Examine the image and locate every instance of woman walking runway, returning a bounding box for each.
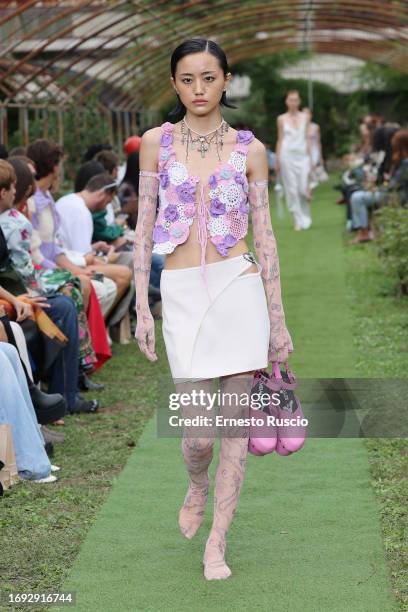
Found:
[276,90,312,230]
[133,38,293,581]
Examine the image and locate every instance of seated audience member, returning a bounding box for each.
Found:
[74,159,105,192]
[94,149,124,228]
[82,143,113,164]
[9,146,27,158]
[55,173,133,306]
[118,150,139,230]
[350,129,408,244]
[0,287,67,423]
[2,154,94,361]
[372,124,400,184]
[387,130,408,205]
[0,342,57,483]
[0,160,99,412]
[74,158,133,256]
[26,140,90,279]
[25,141,112,362]
[43,158,117,318]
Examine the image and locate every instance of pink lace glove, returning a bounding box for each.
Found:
[248,179,294,363]
[133,170,159,362]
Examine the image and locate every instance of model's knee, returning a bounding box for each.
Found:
[182,437,214,457]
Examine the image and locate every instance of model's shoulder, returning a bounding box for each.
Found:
[247,136,266,156]
[246,137,267,178]
[140,126,162,147]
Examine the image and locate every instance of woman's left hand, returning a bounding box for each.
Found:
[26,296,51,309]
[13,299,33,322]
[18,294,51,311]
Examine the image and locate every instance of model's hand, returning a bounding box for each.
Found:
[267,324,293,364]
[135,310,158,362]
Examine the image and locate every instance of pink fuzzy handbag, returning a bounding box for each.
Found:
[248,361,307,456]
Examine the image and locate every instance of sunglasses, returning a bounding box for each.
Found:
[103,181,118,189]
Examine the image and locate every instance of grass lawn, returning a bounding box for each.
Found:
[343,222,408,608]
[0,175,406,610]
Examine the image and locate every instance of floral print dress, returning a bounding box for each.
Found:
[0,207,96,368]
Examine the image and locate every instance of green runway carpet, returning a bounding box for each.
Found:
[57,180,397,611]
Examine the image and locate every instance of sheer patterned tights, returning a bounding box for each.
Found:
[176,373,253,580]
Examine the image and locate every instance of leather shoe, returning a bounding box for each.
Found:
[44,441,54,458]
[40,425,65,444]
[78,372,105,392]
[30,385,67,425]
[68,397,99,415]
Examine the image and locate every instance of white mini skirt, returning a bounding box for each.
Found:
[160,251,270,382]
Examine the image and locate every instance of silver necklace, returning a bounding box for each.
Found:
[181,117,229,161]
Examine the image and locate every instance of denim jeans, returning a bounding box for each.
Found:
[45,294,79,410]
[150,253,165,289]
[0,343,51,480]
[350,190,385,229]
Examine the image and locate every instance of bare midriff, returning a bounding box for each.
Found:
[164,232,257,275]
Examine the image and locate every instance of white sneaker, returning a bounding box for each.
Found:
[50,464,61,472]
[32,474,58,483]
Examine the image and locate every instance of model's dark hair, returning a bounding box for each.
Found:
[168,38,238,118]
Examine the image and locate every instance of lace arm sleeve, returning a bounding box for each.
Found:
[133,170,159,318]
[248,179,294,361]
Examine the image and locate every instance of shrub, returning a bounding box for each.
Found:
[374,195,408,294]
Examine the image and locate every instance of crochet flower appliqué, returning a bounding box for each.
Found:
[168,222,189,244]
[164,204,179,222]
[159,170,169,189]
[176,179,196,203]
[209,198,226,217]
[237,130,254,145]
[153,225,170,243]
[160,132,173,147]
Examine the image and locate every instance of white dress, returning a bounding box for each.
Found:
[279,113,312,229]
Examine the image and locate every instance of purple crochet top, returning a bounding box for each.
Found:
[146,121,254,296]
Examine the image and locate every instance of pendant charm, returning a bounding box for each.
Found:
[181,117,229,162]
[243,251,256,264]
